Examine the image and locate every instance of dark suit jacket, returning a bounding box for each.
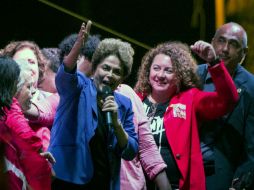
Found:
[198,64,254,189]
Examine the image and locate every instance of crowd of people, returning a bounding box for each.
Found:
[0,20,253,190]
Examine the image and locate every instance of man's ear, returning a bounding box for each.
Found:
[239,56,246,65]
[211,38,215,45]
[239,47,248,65]
[243,47,248,55]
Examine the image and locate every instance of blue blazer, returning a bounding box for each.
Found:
[48,65,138,189]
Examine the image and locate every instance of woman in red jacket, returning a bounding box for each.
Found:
[134,41,238,190]
[0,56,53,190]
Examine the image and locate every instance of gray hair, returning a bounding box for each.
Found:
[15,59,34,93]
[91,38,134,78]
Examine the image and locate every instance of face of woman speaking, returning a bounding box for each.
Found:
[149,54,178,97]
[93,55,123,93]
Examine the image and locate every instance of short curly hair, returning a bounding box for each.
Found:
[2,40,47,84]
[91,38,134,78]
[135,41,201,94]
[58,34,101,62]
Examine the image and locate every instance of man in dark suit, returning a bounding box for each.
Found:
[196,22,254,189]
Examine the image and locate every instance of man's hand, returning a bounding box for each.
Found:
[230,174,254,190]
[190,40,216,63]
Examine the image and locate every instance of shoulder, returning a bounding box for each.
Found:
[171,88,200,103]
[197,64,209,83]
[238,66,254,83]
[114,92,133,111]
[115,92,132,104]
[56,64,89,81]
[236,66,254,97]
[116,84,140,103]
[8,98,22,113]
[179,88,200,97]
[197,63,208,74]
[10,98,20,108]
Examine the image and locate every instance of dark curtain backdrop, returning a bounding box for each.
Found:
[0,0,215,86]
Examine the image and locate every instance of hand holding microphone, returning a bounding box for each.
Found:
[101,85,118,127]
[101,85,128,148]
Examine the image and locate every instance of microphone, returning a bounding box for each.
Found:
[101,85,113,127]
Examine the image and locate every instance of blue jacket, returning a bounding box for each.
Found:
[48,64,138,189]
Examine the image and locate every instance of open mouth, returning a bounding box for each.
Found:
[155,80,166,86]
[102,81,112,86]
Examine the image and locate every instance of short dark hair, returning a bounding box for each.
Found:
[0,56,20,118]
[83,35,101,61]
[41,48,60,73]
[58,34,101,62]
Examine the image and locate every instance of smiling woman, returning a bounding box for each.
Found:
[134,41,239,190]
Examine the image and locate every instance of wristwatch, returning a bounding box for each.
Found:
[209,57,221,66]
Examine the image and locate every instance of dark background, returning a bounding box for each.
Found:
[1,0,215,86]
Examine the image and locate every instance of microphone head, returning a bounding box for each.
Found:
[101,85,113,99]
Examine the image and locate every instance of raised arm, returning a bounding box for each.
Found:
[191,41,238,120]
[63,21,92,72]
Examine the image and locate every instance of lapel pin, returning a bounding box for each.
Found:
[237,88,242,94]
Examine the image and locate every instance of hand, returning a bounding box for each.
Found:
[40,151,56,164]
[101,95,119,126]
[78,20,92,45]
[231,175,254,190]
[232,162,254,190]
[190,40,216,62]
[63,20,92,71]
[101,95,128,148]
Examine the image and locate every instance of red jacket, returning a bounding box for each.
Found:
[137,62,238,190]
[1,98,51,190]
[1,125,52,190]
[4,98,42,151]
